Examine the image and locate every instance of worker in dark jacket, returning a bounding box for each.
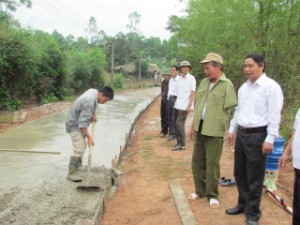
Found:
[160,73,170,137]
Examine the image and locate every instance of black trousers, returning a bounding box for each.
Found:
[293,168,300,225]
[168,96,177,136]
[174,109,187,146]
[234,129,267,221]
[160,98,169,135]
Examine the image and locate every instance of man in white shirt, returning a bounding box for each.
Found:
[279,108,300,225]
[225,54,284,225]
[173,61,196,151]
[167,66,180,141]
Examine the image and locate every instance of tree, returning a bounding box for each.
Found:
[168,0,300,105]
[0,0,31,13]
[32,31,66,101]
[85,16,98,45]
[0,3,172,109]
[126,11,141,33]
[0,27,36,109]
[86,48,107,89]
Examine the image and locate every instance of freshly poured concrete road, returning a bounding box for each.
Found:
[0,87,160,225]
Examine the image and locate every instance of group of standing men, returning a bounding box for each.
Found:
[160,60,196,151]
[160,52,299,225]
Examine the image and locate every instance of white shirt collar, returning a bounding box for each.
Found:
[172,75,179,80]
[247,73,267,87]
[181,73,190,79]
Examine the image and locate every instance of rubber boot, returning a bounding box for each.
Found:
[67,156,82,182]
[77,157,83,170]
[78,157,82,167]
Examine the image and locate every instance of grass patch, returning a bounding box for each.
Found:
[151,156,191,180]
[143,134,156,141]
[141,142,153,159]
[62,96,77,102]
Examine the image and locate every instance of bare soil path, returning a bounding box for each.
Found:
[100,96,294,225]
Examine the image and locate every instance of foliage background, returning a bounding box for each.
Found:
[168,0,300,137]
[1,0,300,139]
[0,1,172,110]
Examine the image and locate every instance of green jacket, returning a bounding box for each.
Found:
[193,73,237,137]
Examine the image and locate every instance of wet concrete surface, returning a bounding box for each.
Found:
[0,87,160,225]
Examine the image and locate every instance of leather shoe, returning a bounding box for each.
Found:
[225,207,244,215]
[246,220,258,225]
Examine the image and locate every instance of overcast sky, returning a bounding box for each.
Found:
[13,0,188,40]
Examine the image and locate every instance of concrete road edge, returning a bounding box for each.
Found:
[169,179,198,225]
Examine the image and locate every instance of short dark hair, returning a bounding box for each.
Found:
[245,53,266,72]
[99,86,114,100]
[211,61,224,72]
[171,65,179,71]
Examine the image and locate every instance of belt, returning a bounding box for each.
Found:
[169,95,177,98]
[238,126,267,133]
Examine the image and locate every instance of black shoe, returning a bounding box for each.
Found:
[225,207,244,215]
[246,220,258,225]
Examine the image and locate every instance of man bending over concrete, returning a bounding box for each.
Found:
[66,86,114,182]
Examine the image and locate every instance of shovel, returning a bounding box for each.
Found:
[77,122,101,192]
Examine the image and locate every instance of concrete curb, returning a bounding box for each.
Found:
[92,181,112,225]
[169,179,198,225]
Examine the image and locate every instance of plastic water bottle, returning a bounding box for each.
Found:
[266,136,285,170]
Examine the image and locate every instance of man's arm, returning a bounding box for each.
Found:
[280,108,300,167]
[78,100,95,147]
[92,114,97,123]
[265,84,284,144]
[224,82,238,120]
[188,118,195,139]
[226,103,240,146]
[263,84,284,154]
[187,90,195,113]
[279,130,294,168]
[187,76,196,113]
[80,127,94,148]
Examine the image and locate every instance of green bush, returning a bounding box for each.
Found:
[41,94,58,105]
[102,73,110,86]
[58,88,74,98]
[0,88,21,111]
[113,73,124,89]
[138,83,146,89]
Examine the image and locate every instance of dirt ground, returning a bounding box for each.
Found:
[100,96,294,225]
